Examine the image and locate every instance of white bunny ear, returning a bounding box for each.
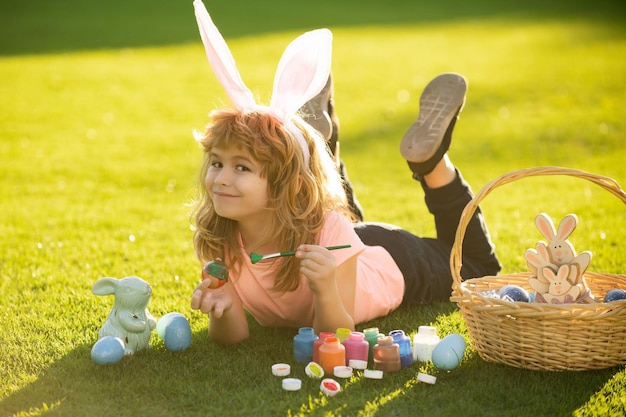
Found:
[92,277,119,296]
[269,28,332,122]
[193,0,256,111]
[192,0,332,167]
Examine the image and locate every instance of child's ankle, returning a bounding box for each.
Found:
[422,156,456,189]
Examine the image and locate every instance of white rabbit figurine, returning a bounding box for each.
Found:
[92,276,157,355]
[542,265,581,304]
[534,213,592,286]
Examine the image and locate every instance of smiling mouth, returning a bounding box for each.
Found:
[213,191,238,198]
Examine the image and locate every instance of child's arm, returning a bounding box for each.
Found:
[191,280,249,345]
[296,245,357,333]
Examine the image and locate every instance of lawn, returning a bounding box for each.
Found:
[1,0,625,416]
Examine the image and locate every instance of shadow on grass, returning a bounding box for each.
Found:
[0,324,296,416]
[375,355,624,417]
[1,0,624,56]
[1,303,623,416]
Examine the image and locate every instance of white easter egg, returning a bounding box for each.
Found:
[91,336,125,365]
[163,315,192,352]
[432,334,466,370]
[157,312,186,339]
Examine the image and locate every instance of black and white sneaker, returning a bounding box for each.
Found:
[400,73,467,177]
[298,75,334,143]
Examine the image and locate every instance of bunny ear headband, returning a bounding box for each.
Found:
[193,0,332,165]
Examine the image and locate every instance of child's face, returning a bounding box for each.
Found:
[205,145,270,224]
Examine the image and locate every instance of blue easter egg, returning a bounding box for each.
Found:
[604,289,626,302]
[432,334,466,370]
[91,336,125,365]
[498,285,530,302]
[163,315,192,352]
[157,312,186,339]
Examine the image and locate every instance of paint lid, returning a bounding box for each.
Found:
[320,378,341,396]
[417,372,437,385]
[363,369,383,379]
[333,366,353,378]
[305,362,324,378]
[348,359,367,370]
[282,378,302,391]
[271,363,291,377]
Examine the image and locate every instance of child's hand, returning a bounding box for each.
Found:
[190,280,233,318]
[296,244,338,293]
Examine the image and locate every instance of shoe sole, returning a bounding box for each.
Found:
[400,73,467,163]
[299,76,333,140]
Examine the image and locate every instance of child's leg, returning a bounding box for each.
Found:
[338,160,363,222]
[299,74,364,221]
[354,222,452,304]
[400,73,499,263]
[353,74,501,305]
[419,168,501,274]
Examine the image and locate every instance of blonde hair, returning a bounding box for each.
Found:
[192,108,352,292]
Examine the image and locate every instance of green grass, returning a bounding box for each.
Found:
[1,0,625,416]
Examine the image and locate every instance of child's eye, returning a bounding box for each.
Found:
[236,164,250,172]
[210,161,223,168]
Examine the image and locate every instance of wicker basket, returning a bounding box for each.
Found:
[450,166,626,371]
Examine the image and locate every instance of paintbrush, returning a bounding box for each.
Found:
[250,244,351,264]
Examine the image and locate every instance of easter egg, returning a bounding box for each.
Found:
[163,315,192,352]
[91,336,125,365]
[498,285,530,302]
[432,334,466,370]
[157,312,186,339]
[604,289,626,302]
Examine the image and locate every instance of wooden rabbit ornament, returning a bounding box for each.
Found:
[534,213,592,285]
[524,213,593,304]
[542,265,581,303]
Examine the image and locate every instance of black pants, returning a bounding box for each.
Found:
[351,170,501,305]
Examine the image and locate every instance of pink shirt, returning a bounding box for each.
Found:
[230,211,404,328]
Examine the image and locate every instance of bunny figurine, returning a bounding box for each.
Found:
[525,213,595,303]
[524,242,556,294]
[534,213,592,286]
[542,265,581,304]
[92,276,157,355]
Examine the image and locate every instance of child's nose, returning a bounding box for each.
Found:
[212,169,231,185]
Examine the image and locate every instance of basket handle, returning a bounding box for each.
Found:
[450,166,626,293]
